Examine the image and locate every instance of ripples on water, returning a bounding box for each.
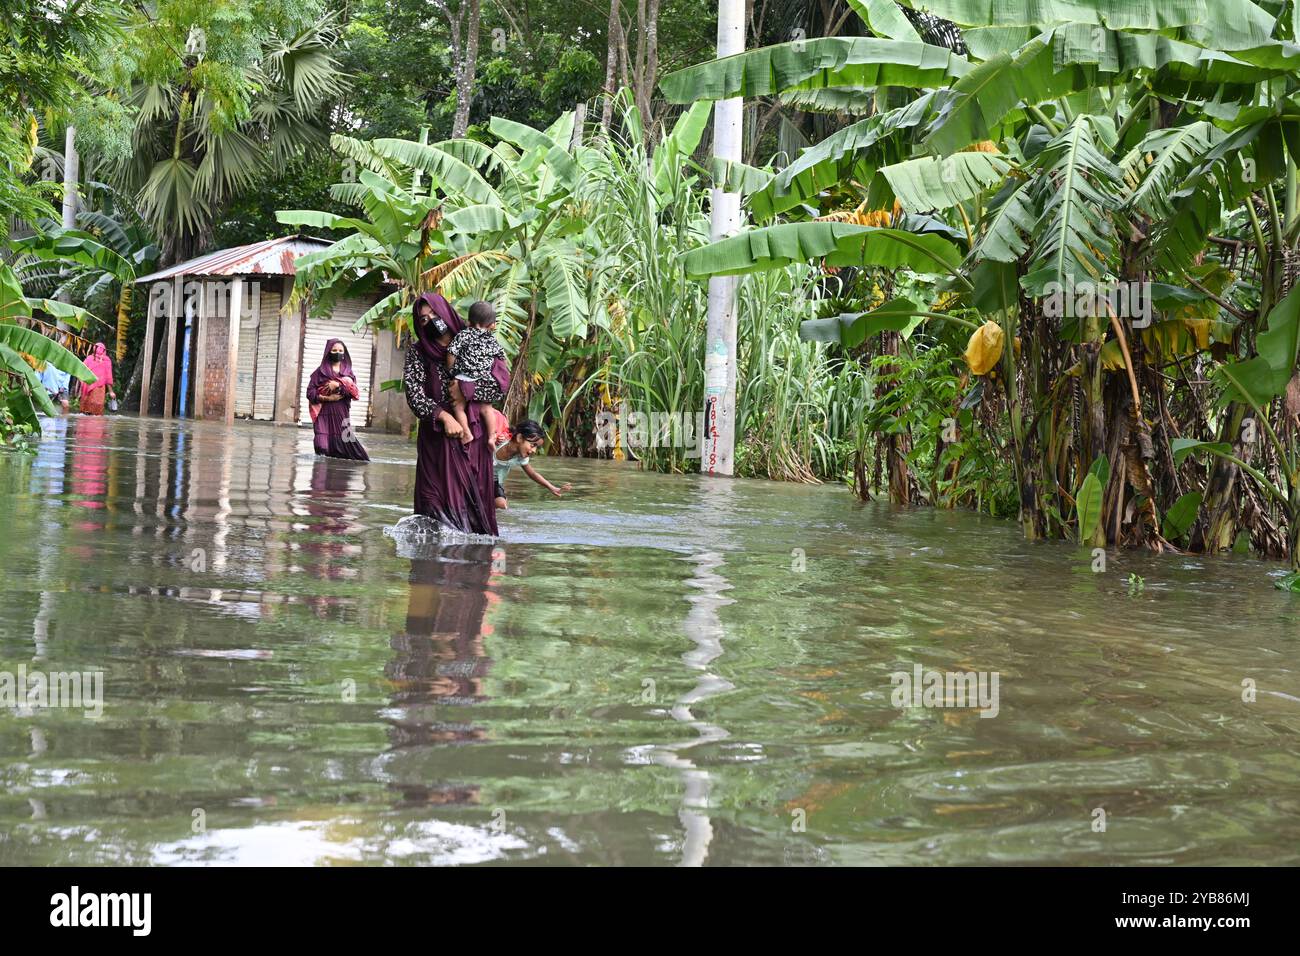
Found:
[0,416,1298,865]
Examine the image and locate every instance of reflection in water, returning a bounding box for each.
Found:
[385,546,498,806]
[3,416,1300,866]
[652,478,737,867]
[69,415,110,541]
[298,458,369,600]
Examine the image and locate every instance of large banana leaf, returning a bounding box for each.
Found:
[0,324,94,382]
[1213,285,1300,407]
[538,242,589,338]
[971,178,1036,264]
[923,26,1276,157]
[11,230,135,279]
[0,265,28,317]
[371,139,502,206]
[709,158,775,195]
[0,343,57,417]
[434,137,510,179]
[659,38,969,104]
[1124,122,1222,217]
[752,93,938,220]
[277,208,393,246]
[446,204,511,235]
[924,33,1079,156]
[893,0,1276,51]
[25,298,95,331]
[1056,27,1290,84]
[682,222,963,278]
[490,116,557,154]
[1022,117,1121,296]
[1151,182,1222,274]
[847,0,921,42]
[799,298,924,346]
[878,151,1011,212]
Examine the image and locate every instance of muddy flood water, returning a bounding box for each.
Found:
[1,415,1298,865]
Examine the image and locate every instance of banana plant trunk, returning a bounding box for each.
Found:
[503,293,537,423]
[1194,403,1248,553]
[880,329,914,505]
[1080,313,1108,547]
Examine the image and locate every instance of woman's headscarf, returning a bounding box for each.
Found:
[312,338,355,384]
[83,342,113,389]
[413,292,464,365]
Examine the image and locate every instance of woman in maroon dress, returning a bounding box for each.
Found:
[306,338,370,461]
[403,292,499,536]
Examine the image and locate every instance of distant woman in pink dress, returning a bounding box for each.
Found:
[79,342,115,415]
[306,338,370,461]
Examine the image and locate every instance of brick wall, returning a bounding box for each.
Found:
[203,314,231,420]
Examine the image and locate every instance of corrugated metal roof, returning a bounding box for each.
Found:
[133,235,332,284]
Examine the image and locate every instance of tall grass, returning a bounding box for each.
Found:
[576,117,873,483]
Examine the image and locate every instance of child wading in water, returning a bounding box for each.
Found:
[493,419,572,510]
[447,301,507,446]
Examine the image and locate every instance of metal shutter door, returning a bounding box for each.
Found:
[233,295,258,418]
[252,286,281,420]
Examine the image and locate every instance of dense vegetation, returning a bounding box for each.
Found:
[5,0,1300,576]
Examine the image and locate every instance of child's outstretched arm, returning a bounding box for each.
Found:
[521,463,572,497]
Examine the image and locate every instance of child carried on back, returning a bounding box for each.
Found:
[446,301,507,446]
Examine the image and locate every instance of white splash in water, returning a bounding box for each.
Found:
[383,515,499,557]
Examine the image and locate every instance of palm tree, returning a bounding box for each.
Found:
[281,111,602,419]
[106,6,347,264]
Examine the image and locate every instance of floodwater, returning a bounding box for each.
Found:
[1,415,1298,866]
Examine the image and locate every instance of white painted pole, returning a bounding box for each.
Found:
[56,125,79,331]
[704,1,743,476]
[61,126,78,229]
[226,277,244,426]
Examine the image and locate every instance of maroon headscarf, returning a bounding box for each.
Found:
[413,292,464,367]
[311,338,355,384]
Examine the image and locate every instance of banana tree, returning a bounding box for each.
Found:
[660,0,1300,557]
[282,111,625,418]
[0,262,96,436]
[11,211,158,361]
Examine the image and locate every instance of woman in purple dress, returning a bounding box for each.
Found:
[403,292,499,536]
[306,338,370,461]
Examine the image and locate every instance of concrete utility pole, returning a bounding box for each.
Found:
[703,1,743,476]
[61,125,79,230]
[57,125,79,331]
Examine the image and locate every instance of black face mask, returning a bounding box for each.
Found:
[330,352,344,360]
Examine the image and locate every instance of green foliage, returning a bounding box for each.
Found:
[1076,470,1103,543]
[92,1,347,258]
[660,0,1300,570]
